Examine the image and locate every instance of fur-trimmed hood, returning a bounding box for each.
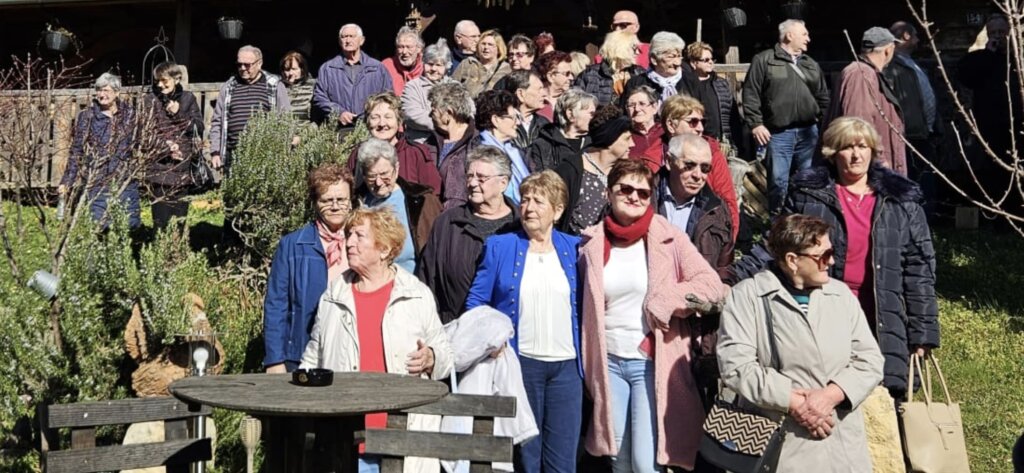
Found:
[790,162,923,203]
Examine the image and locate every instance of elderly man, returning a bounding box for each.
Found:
[743,19,830,213]
[209,45,290,173]
[313,24,393,128]
[500,69,549,149]
[829,27,905,175]
[383,26,424,97]
[450,19,481,73]
[886,21,937,201]
[602,10,651,69]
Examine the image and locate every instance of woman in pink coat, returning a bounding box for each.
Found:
[578,159,727,472]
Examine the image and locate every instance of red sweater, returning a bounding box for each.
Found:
[354,280,395,433]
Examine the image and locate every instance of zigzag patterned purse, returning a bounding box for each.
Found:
[699,296,784,473]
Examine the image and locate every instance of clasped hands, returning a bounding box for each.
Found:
[788,384,846,439]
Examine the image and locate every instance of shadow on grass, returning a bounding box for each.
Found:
[933,228,1024,329]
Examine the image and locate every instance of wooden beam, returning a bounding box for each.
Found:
[364,430,512,463]
[44,438,212,473]
[402,394,515,418]
[47,398,212,429]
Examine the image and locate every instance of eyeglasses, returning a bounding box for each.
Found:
[678,160,712,174]
[613,183,652,201]
[549,70,574,78]
[456,33,481,40]
[237,61,260,69]
[467,173,504,184]
[681,117,706,128]
[317,197,352,209]
[510,51,532,58]
[626,101,653,110]
[612,22,635,30]
[696,57,715,64]
[364,171,395,184]
[497,113,520,123]
[796,248,835,268]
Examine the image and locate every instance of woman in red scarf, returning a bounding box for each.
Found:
[263,164,354,374]
[578,159,727,472]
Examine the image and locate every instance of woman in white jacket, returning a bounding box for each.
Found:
[301,206,454,473]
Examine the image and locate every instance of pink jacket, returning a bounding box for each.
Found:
[578,215,728,469]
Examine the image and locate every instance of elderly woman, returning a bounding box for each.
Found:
[624,86,666,173]
[625,31,686,102]
[427,82,478,209]
[580,159,725,472]
[59,72,141,228]
[416,146,518,323]
[465,170,582,473]
[555,104,634,235]
[575,30,646,105]
[300,206,454,473]
[354,138,442,273]
[474,89,531,204]
[507,34,537,71]
[680,42,734,142]
[347,93,441,194]
[142,62,203,230]
[452,29,511,98]
[402,38,457,142]
[730,117,940,399]
[717,213,884,472]
[264,164,354,374]
[280,50,317,123]
[535,51,574,121]
[529,87,597,172]
[660,94,740,239]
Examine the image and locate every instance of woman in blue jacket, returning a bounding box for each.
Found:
[465,170,582,473]
[263,163,354,373]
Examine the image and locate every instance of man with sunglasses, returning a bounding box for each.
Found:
[593,10,651,69]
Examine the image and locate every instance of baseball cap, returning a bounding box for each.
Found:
[862,26,900,49]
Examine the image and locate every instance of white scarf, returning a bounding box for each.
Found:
[647,69,681,101]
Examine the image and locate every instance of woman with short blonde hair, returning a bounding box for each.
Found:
[575,31,646,105]
[452,29,511,97]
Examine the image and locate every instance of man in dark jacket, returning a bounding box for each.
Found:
[500,70,551,150]
[886,21,938,206]
[313,23,393,128]
[450,20,480,74]
[743,19,830,213]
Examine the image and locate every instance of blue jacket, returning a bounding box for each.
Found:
[464,229,583,376]
[263,223,329,366]
[312,53,393,123]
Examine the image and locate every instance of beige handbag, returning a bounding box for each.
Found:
[900,354,971,473]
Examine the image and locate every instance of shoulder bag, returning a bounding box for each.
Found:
[188,123,215,193]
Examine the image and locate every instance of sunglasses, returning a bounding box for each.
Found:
[696,57,714,64]
[678,160,712,174]
[681,117,706,128]
[797,248,835,267]
[612,22,635,30]
[613,183,652,200]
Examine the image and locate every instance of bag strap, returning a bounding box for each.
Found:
[762,296,780,370]
[907,353,929,404]
[925,355,953,403]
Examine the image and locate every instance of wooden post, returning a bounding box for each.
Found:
[696,18,703,43]
[173,0,192,69]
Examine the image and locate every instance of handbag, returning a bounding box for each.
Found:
[699,296,784,473]
[900,354,971,473]
[188,124,215,193]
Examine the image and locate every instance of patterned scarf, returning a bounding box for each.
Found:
[647,70,681,101]
[316,219,347,268]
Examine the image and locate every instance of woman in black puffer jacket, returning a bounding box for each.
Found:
[729,116,939,398]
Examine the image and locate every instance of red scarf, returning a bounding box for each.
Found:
[316,219,346,268]
[394,55,424,81]
[602,205,654,265]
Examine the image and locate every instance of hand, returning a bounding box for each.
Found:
[489,343,506,359]
[752,125,772,146]
[339,111,357,125]
[265,363,287,374]
[171,150,184,161]
[211,153,223,169]
[912,345,931,358]
[406,339,435,376]
[165,100,180,115]
[792,386,842,436]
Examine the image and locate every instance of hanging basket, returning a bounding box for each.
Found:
[781,2,806,20]
[723,8,748,29]
[218,19,244,40]
[43,31,72,52]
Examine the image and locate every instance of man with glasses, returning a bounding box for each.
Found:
[595,10,651,69]
[209,45,290,174]
[313,23,393,130]
[451,19,481,73]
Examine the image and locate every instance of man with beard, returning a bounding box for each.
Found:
[383,26,425,97]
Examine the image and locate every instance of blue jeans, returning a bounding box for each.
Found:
[607,355,661,473]
[517,357,582,473]
[359,455,380,473]
[765,125,819,213]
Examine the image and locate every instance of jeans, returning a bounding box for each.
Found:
[765,125,819,213]
[517,357,582,473]
[607,355,661,473]
[359,455,380,473]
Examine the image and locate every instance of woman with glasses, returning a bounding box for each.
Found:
[729,117,939,400]
[453,29,512,98]
[624,86,665,173]
[624,32,686,104]
[403,38,457,142]
[264,163,355,374]
[354,138,443,273]
[474,89,531,204]
[680,42,735,143]
[579,159,726,472]
[575,30,646,105]
[535,51,574,122]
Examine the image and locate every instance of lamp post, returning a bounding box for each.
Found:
[187,328,217,473]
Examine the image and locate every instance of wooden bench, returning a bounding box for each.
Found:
[364,393,518,473]
[38,396,213,473]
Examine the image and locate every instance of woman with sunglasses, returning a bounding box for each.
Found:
[579,159,726,472]
[682,42,735,143]
[729,116,939,400]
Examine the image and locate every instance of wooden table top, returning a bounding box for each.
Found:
[169,372,448,417]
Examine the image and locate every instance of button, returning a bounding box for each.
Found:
[514,273,518,277]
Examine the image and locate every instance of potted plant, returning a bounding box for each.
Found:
[722,7,748,29]
[42,24,74,53]
[217,17,244,40]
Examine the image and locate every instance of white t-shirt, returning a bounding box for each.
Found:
[603,240,650,359]
[517,250,576,362]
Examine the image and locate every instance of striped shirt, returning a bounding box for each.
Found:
[226,75,272,150]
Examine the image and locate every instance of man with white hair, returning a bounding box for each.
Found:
[450,19,480,73]
[829,27,905,175]
[313,23,393,128]
[382,26,424,96]
[742,19,830,213]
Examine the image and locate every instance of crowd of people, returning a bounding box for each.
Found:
[59,9,954,473]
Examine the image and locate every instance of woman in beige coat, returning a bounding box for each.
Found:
[716,214,883,473]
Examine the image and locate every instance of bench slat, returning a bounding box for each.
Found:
[364,430,512,463]
[44,438,212,473]
[401,394,515,418]
[47,397,211,428]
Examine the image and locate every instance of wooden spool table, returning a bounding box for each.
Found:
[170,372,448,472]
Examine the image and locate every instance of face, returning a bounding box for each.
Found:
[95,86,118,108]
[491,106,520,141]
[788,234,834,288]
[346,221,387,272]
[520,190,564,237]
[477,36,498,63]
[316,181,353,229]
[654,49,683,76]
[691,49,714,76]
[396,35,422,67]
[282,60,302,84]
[786,23,811,52]
[668,111,705,136]
[609,131,636,159]
[519,75,547,112]
[466,160,510,207]
[611,11,640,34]
[568,101,597,133]
[364,158,398,197]
[509,44,535,70]
[424,60,447,82]
[455,25,481,52]
[368,103,400,142]
[626,92,657,129]
[608,174,652,224]
[340,26,365,55]
[236,51,262,81]
[156,75,178,95]
[668,146,713,200]
[546,61,574,96]
[833,138,873,184]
